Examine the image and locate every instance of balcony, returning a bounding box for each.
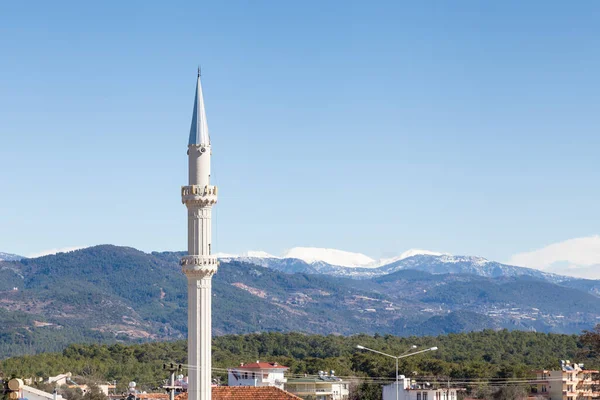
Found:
[181,185,218,205]
[288,389,333,396]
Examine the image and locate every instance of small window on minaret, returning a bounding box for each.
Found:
[209,244,211,254]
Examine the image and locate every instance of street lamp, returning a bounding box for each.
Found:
[356,345,438,400]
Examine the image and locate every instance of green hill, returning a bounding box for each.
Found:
[1,245,599,359]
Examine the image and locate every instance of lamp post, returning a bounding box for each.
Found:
[356,345,438,400]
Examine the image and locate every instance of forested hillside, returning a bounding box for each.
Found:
[2,329,598,394]
[1,245,600,359]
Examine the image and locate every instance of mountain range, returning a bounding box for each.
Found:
[0,245,599,359]
[218,247,566,282]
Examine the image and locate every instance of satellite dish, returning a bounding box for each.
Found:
[128,382,136,388]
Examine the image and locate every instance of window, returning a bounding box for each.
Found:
[417,393,421,400]
[423,392,428,400]
[542,385,547,393]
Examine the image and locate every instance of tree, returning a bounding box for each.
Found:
[492,386,527,400]
[473,385,493,399]
[348,382,382,400]
[579,324,600,365]
[83,384,107,400]
[60,386,84,400]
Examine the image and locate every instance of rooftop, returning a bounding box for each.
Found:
[175,387,302,400]
[136,394,169,400]
[234,362,288,370]
[287,376,345,383]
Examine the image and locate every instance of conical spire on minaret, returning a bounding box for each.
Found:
[189,67,210,146]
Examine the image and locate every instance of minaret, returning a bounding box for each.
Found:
[181,69,218,400]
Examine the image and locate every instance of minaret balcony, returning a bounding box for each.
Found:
[181,185,218,205]
[181,255,219,278]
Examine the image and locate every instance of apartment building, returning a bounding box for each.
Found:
[285,371,349,400]
[532,360,600,400]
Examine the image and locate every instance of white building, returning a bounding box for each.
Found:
[382,376,458,400]
[47,373,72,387]
[285,372,349,400]
[19,385,67,400]
[8,379,65,400]
[228,361,289,390]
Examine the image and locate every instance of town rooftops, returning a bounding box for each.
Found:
[235,361,289,370]
[175,386,302,400]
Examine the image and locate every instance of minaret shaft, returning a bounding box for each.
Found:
[181,73,217,400]
[188,206,213,255]
[187,277,212,400]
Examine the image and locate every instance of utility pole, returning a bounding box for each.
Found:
[163,363,183,400]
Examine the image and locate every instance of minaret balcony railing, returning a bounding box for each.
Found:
[181,255,219,266]
[182,185,218,196]
[181,185,218,205]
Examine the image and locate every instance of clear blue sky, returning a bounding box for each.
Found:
[1,1,599,261]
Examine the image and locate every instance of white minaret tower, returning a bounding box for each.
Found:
[181,69,218,400]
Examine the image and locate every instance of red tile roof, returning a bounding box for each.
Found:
[176,387,302,400]
[235,362,288,370]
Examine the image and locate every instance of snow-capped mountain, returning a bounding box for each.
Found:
[219,247,442,270]
[376,254,566,283]
[372,249,447,267]
[0,252,24,262]
[282,247,375,268]
[216,247,571,283]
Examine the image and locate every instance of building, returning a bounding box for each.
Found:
[285,372,349,400]
[46,372,115,396]
[532,360,600,400]
[175,387,303,400]
[228,361,289,390]
[382,379,458,400]
[48,373,72,387]
[7,379,66,400]
[181,69,219,400]
[382,376,459,400]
